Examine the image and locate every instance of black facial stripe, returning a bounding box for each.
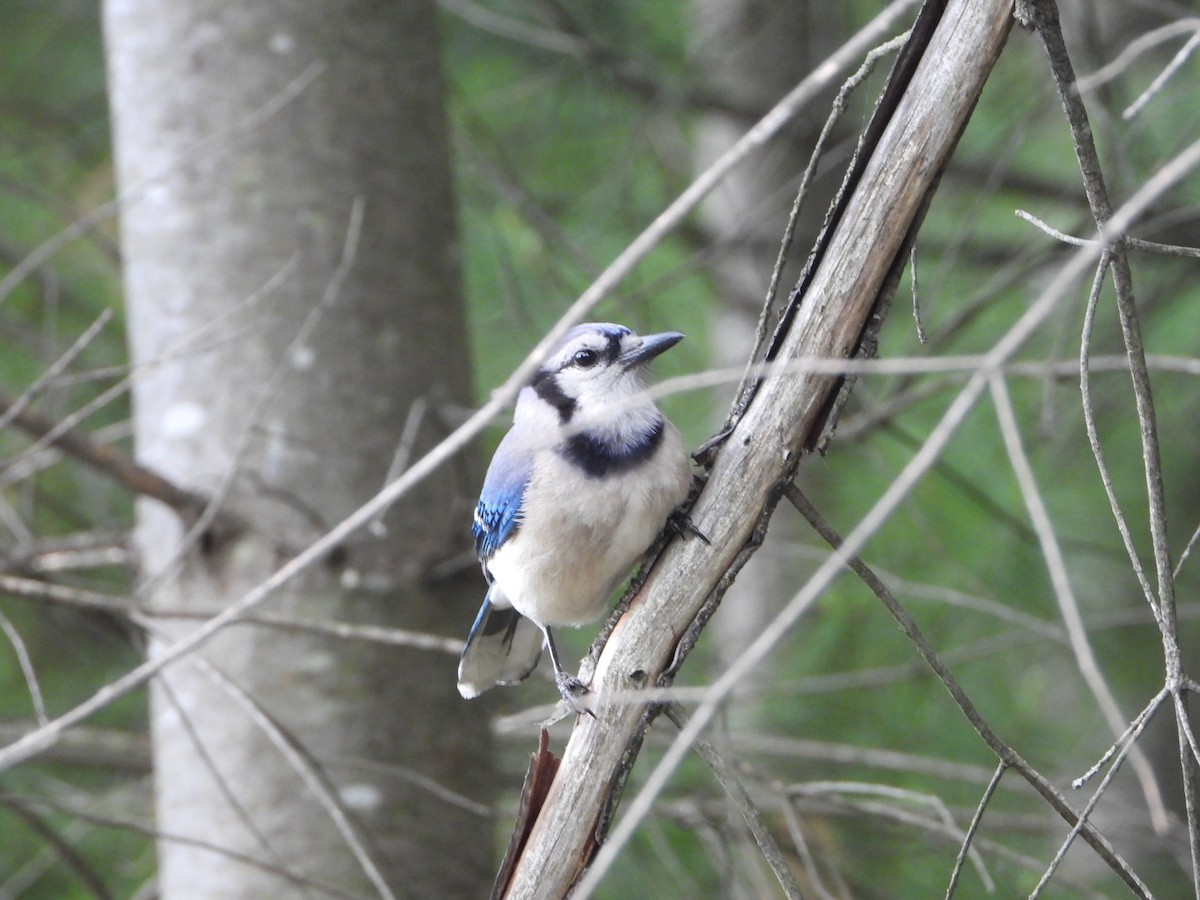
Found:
[561,418,664,479]
[603,332,622,365]
[532,370,576,423]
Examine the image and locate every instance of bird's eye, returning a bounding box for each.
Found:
[573,348,599,368]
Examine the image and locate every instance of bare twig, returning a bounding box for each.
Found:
[1121,25,1200,120]
[0,795,114,900]
[0,308,113,434]
[782,485,1150,895]
[0,62,325,308]
[0,573,131,615]
[988,373,1168,831]
[1176,521,1200,580]
[1028,689,1162,898]
[152,673,282,866]
[1077,254,1162,625]
[1015,208,1200,258]
[945,762,1006,899]
[0,391,209,520]
[0,611,48,726]
[1033,0,1180,654]
[1034,2,1192,872]
[1073,689,1170,790]
[662,703,803,900]
[367,395,429,537]
[0,791,361,900]
[148,610,462,656]
[739,28,914,412]
[1076,19,1200,95]
[909,243,927,343]
[792,780,992,889]
[175,650,396,900]
[780,802,838,900]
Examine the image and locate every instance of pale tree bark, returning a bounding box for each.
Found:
[103,1,492,896]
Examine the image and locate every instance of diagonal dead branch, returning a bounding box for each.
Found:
[536,3,1021,896]
[784,485,1151,897]
[0,390,212,522]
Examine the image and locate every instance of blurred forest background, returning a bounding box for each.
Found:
[1,0,1199,897]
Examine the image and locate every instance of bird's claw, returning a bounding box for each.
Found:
[668,509,710,545]
[555,672,596,719]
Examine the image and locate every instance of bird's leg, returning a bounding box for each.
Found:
[543,627,596,718]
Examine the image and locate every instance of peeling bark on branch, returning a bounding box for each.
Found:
[502,0,1015,895]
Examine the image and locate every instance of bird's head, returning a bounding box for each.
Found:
[529,323,683,425]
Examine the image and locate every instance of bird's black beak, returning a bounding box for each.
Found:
[620,331,684,370]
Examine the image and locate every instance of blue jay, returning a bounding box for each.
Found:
[457,322,693,709]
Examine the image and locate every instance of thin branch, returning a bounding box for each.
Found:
[780,802,839,900]
[1033,0,1181,656]
[0,307,113,434]
[988,373,1168,831]
[149,610,463,656]
[792,780,992,889]
[178,652,396,900]
[1122,25,1200,120]
[1173,519,1200,581]
[781,485,1151,895]
[1077,254,1162,625]
[1075,19,1200,95]
[367,395,429,537]
[439,0,587,56]
[1034,1,1191,870]
[0,611,48,726]
[1,795,114,900]
[662,703,803,900]
[734,732,1000,786]
[1072,689,1170,790]
[2,530,131,574]
[0,573,131,616]
[150,672,292,878]
[0,390,210,520]
[0,790,361,900]
[1015,208,1200,258]
[945,762,1006,899]
[909,243,927,343]
[1028,690,1161,899]
[0,722,149,774]
[738,29,913,413]
[1175,693,1200,895]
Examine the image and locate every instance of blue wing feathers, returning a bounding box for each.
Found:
[472,430,532,562]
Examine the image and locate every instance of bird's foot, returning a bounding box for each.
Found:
[668,509,710,545]
[555,671,596,719]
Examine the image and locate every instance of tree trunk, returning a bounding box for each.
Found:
[103,1,492,896]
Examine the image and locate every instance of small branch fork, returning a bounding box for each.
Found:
[1025,0,1200,891]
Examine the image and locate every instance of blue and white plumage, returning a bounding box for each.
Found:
[457,322,693,707]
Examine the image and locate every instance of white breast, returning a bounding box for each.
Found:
[486,421,691,628]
